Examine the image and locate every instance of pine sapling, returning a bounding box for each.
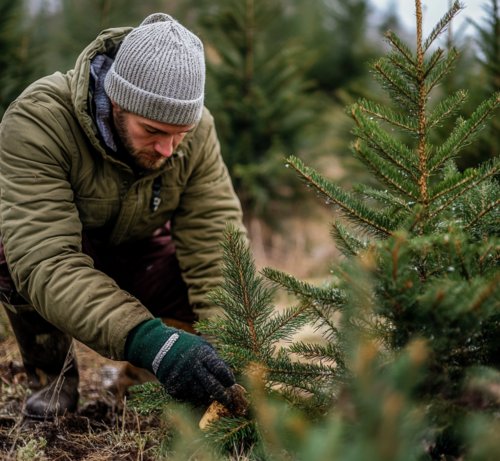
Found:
[277,1,500,457]
[196,224,346,446]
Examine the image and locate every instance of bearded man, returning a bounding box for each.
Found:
[0,13,244,419]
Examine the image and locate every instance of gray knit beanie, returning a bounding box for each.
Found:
[104,13,205,125]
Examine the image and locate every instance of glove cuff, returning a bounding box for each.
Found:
[124,318,179,376]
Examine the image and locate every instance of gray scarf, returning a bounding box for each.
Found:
[89,54,117,152]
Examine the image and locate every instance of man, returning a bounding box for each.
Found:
[0,13,244,419]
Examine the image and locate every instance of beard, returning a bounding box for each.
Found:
[113,108,168,171]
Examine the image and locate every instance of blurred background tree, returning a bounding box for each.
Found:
[0,0,43,118]
[276,0,377,100]
[43,0,165,73]
[429,0,500,171]
[467,0,500,161]
[192,0,326,228]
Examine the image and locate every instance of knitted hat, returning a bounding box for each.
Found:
[104,13,205,125]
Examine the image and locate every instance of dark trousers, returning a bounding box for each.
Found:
[0,222,195,323]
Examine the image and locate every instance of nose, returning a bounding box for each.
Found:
[154,136,173,158]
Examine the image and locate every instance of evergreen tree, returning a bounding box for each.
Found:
[0,0,43,118]
[469,0,500,159]
[197,0,325,224]
[130,224,346,456]
[278,0,500,457]
[276,0,377,98]
[44,0,162,74]
[432,0,500,171]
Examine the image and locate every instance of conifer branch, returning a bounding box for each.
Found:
[208,291,257,321]
[289,342,344,364]
[355,102,420,133]
[331,221,368,257]
[353,184,413,212]
[286,156,395,236]
[454,240,470,281]
[228,231,259,352]
[465,272,500,314]
[390,53,418,81]
[372,59,420,107]
[422,1,463,53]
[340,271,372,301]
[258,304,311,345]
[425,48,459,96]
[464,197,500,230]
[353,132,419,182]
[390,236,404,283]
[263,267,345,305]
[196,318,243,344]
[311,306,339,341]
[205,225,278,358]
[382,291,405,314]
[429,165,500,219]
[350,109,419,180]
[385,30,416,66]
[479,245,493,276]
[266,361,337,378]
[429,169,477,201]
[205,417,260,451]
[222,421,251,442]
[423,48,444,76]
[429,94,500,173]
[352,141,421,201]
[416,0,428,210]
[128,383,173,415]
[427,91,468,130]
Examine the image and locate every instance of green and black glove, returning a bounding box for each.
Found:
[125,318,236,406]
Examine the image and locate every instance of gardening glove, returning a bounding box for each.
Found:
[125,318,236,406]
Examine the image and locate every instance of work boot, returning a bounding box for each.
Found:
[1,292,79,420]
[111,317,197,398]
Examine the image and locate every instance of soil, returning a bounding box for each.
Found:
[0,311,166,460]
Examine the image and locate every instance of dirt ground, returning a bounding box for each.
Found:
[0,310,168,461]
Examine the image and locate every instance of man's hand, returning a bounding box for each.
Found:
[125,319,236,406]
[156,332,236,405]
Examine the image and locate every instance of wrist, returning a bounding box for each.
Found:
[124,318,179,375]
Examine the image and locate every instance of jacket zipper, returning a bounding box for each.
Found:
[150,176,162,212]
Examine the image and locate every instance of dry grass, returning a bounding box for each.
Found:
[0,309,168,461]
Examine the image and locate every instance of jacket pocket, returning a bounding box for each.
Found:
[74,195,119,230]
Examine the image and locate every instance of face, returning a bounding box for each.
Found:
[111,101,196,170]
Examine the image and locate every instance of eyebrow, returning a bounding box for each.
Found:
[142,123,196,135]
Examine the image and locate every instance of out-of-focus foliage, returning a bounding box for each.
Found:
[276,0,378,98]
[428,0,500,173]
[45,0,164,73]
[0,0,43,118]
[466,0,500,163]
[193,0,328,223]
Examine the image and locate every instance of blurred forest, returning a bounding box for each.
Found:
[0,0,496,276]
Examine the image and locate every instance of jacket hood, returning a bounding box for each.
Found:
[70,27,132,162]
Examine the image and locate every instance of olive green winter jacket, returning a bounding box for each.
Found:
[0,27,244,361]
